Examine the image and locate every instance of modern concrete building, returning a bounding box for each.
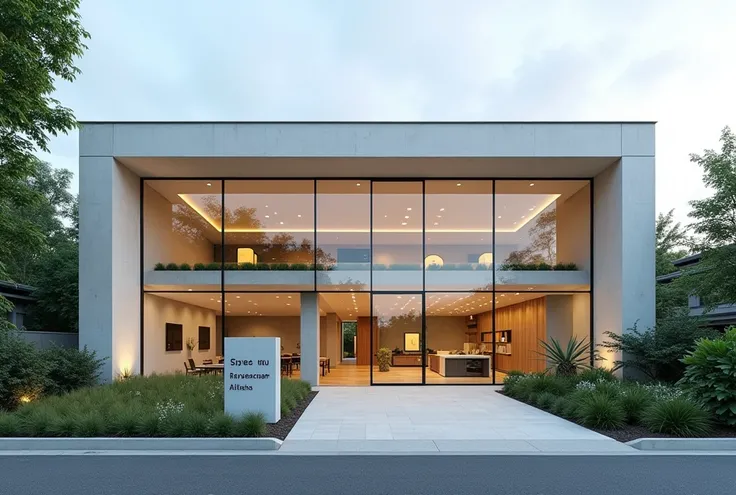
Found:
[78,121,655,385]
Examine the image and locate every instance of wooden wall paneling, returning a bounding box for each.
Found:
[356,317,371,365]
[494,297,546,373]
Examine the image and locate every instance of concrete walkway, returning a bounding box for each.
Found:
[281,386,634,454]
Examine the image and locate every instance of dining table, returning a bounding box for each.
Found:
[197,363,224,374]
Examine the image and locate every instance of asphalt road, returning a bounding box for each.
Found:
[1,455,734,495]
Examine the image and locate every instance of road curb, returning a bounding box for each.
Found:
[0,437,282,451]
[627,438,736,451]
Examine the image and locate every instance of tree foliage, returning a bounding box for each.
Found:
[0,0,88,327]
[655,210,691,320]
[678,127,736,307]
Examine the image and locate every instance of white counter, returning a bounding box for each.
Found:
[430,354,491,377]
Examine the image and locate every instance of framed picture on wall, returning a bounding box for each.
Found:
[199,326,211,350]
[404,332,420,352]
[165,323,183,351]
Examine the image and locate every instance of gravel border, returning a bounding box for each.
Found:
[265,391,318,440]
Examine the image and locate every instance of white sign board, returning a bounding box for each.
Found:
[225,337,281,423]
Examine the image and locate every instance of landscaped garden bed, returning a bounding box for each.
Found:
[501,371,736,442]
[0,374,315,440]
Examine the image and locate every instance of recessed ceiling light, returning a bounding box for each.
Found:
[401,222,407,225]
[265,215,270,218]
[288,295,292,299]
[521,215,525,218]
[236,295,241,298]
[440,208,445,212]
[286,303,291,306]
[529,183,535,187]
[515,292,519,295]
[404,215,409,219]
[265,205,269,208]
[529,207,534,211]
[456,183,462,186]
[433,222,439,226]
[384,215,388,218]
[407,207,412,211]
[356,182,361,186]
[498,216,502,219]
[298,214,302,218]
[187,288,192,291]
[206,182,212,187]
[280,221,284,225]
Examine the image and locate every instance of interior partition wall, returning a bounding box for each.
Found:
[141,178,592,384]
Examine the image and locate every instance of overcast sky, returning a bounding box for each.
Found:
[41,0,736,223]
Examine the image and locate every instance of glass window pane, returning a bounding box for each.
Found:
[425,181,493,291]
[494,180,590,291]
[372,294,423,384]
[425,292,494,384]
[224,180,315,291]
[143,180,222,291]
[316,180,370,291]
[372,182,423,291]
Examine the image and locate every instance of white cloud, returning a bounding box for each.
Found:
[41,0,736,224]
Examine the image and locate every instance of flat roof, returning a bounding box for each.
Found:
[80,120,658,125]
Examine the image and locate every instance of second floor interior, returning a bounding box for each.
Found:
[143,178,591,293]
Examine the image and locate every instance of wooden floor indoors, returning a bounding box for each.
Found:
[287,364,506,386]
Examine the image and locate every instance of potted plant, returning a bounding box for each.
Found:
[376,347,392,372]
[186,337,197,357]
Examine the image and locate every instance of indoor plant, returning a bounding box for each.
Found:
[376,348,392,372]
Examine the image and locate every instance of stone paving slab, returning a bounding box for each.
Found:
[283,386,633,453]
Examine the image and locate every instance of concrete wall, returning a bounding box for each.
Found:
[143,294,217,374]
[594,155,656,373]
[143,184,214,270]
[18,331,79,350]
[79,157,140,382]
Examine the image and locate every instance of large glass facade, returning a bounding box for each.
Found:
[142,179,592,384]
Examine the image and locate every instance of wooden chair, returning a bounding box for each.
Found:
[184,361,201,376]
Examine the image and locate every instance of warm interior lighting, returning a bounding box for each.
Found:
[424,254,444,268]
[237,248,257,264]
[478,252,493,267]
[178,193,559,233]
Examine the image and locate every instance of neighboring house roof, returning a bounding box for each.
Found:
[656,252,703,284]
[0,280,37,301]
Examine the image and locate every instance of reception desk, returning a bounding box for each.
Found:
[428,354,491,377]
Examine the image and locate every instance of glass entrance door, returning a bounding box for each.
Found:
[371,293,424,384]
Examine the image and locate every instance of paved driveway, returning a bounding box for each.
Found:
[282,386,634,453]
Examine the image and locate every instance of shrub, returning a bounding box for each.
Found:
[208,413,235,437]
[41,345,105,396]
[205,262,220,270]
[642,399,711,437]
[0,330,47,410]
[577,393,625,429]
[224,263,239,270]
[600,312,719,382]
[255,263,271,271]
[236,412,266,437]
[577,367,616,383]
[271,263,290,271]
[619,386,653,424]
[550,396,570,416]
[165,263,179,271]
[73,411,106,437]
[502,371,526,395]
[535,392,557,409]
[0,413,21,437]
[538,336,593,376]
[193,263,206,271]
[154,263,166,271]
[239,262,255,270]
[376,348,392,372]
[513,374,572,401]
[289,263,308,271]
[679,327,736,425]
[179,263,191,271]
[592,381,621,399]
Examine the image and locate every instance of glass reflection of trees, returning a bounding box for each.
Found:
[171,195,335,267]
[504,209,556,265]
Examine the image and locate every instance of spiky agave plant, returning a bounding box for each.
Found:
[538,336,593,376]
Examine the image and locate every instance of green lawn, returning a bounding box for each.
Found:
[0,374,311,438]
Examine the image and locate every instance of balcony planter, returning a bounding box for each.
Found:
[224,270,315,289]
[145,270,220,289]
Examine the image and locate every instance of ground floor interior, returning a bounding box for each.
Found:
[143,289,590,385]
